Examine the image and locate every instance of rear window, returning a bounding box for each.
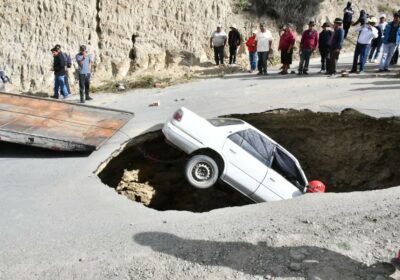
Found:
[208,118,244,127]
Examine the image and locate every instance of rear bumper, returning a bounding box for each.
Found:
[162,122,204,154]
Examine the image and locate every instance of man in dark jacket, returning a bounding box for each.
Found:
[50,46,69,99]
[343,2,354,38]
[55,44,71,96]
[353,10,368,26]
[327,18,345,76]
[228,24,242,64]
[319,22,332,73]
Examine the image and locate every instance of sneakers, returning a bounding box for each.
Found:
[62,94,69,99]
[373,59,378,63]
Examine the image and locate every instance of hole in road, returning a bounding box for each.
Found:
[98,109,400,212]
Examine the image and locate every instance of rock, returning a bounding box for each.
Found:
[289,263,302,271]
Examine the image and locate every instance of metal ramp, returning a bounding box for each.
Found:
[0,92,134,151]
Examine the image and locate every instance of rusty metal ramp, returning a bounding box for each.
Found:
[0,92,134,151]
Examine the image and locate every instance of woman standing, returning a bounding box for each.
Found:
[278,24,296,75]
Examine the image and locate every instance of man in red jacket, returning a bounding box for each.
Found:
[245,30,257,72]
[298,21,319,75]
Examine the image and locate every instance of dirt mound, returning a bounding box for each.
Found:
[98,109,400,212]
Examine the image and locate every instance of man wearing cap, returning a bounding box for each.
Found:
[278,23,296,75]
[379,12,400,72]
[245,30,258,72]
[350,17,378,73]
[50,46,69,99]
[327,18,345,76]
[319,22,332,73]
[298,21,319,75]
[368,14,387,63]
[210,25,227,65]
[255,23,273,75]
[228,24,242,64]
[76,45,94,103]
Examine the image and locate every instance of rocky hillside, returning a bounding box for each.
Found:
[0,0,397,92]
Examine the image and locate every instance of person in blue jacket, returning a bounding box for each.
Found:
[379,12,400,72]
[327,18,345,76]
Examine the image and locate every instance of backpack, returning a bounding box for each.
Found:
[62,52,72,68]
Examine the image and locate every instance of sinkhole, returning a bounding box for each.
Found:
[98,109,400,213]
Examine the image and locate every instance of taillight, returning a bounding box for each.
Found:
[173,109,183,121]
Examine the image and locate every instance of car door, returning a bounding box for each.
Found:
[221,129,273,196]
[254,147,305,201]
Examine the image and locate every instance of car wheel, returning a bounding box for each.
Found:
[185,154,219,189]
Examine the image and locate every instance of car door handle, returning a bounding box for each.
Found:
[269,177,275,182]
[229,149,237,154]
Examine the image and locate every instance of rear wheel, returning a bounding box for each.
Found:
[185,155,219,189]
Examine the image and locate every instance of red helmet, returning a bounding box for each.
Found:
[307,180,326,193]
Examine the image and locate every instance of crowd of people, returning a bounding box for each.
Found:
[209,2,400,77]
[50,44,93,103]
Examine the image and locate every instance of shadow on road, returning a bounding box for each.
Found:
[134,232,396,279]
[0,141,91,158]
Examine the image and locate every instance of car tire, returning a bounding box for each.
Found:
[185,154,219,189]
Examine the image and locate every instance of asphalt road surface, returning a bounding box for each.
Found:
[1,54,400,280]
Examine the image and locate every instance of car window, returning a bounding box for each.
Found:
[228,129,275,166]
[239,129,275,165]
[271,147,307,189]
[208,118,245,127]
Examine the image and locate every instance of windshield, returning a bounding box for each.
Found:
[271,147,307,189]
[208,118,244,127]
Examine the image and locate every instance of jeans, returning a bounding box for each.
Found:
[379,43,399,70]
[229,46,238,64]
[213,46,224,65]
[59,71,71,95]
[299,49,313,72]
[249,52,257,71]
[351,43,369,72]
[257,51,269,74]
[79,73,91,101]
[319,48,330,71]
[54,75,68,98]
[368,40,383,60]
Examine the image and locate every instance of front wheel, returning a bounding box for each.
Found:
[185,155,219,189]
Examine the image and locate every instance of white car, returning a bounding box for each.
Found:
[162,107,312,202]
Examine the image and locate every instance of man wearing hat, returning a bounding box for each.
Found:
[327,18,345,76]
[228,24,242,64]
[319,22,332,73]
[298,20,319,75]
[245,30,258,72]
[350,17,378,73]
[76,45,94,103]
[379,12,400,72]
[210,24,227,65]
[368,14,387,63]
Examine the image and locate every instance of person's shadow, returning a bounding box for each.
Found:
[134,232,397,279]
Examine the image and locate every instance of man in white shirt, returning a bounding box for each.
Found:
[255,22,273,75]
[210,24,227,65]
[350,17,378,73]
